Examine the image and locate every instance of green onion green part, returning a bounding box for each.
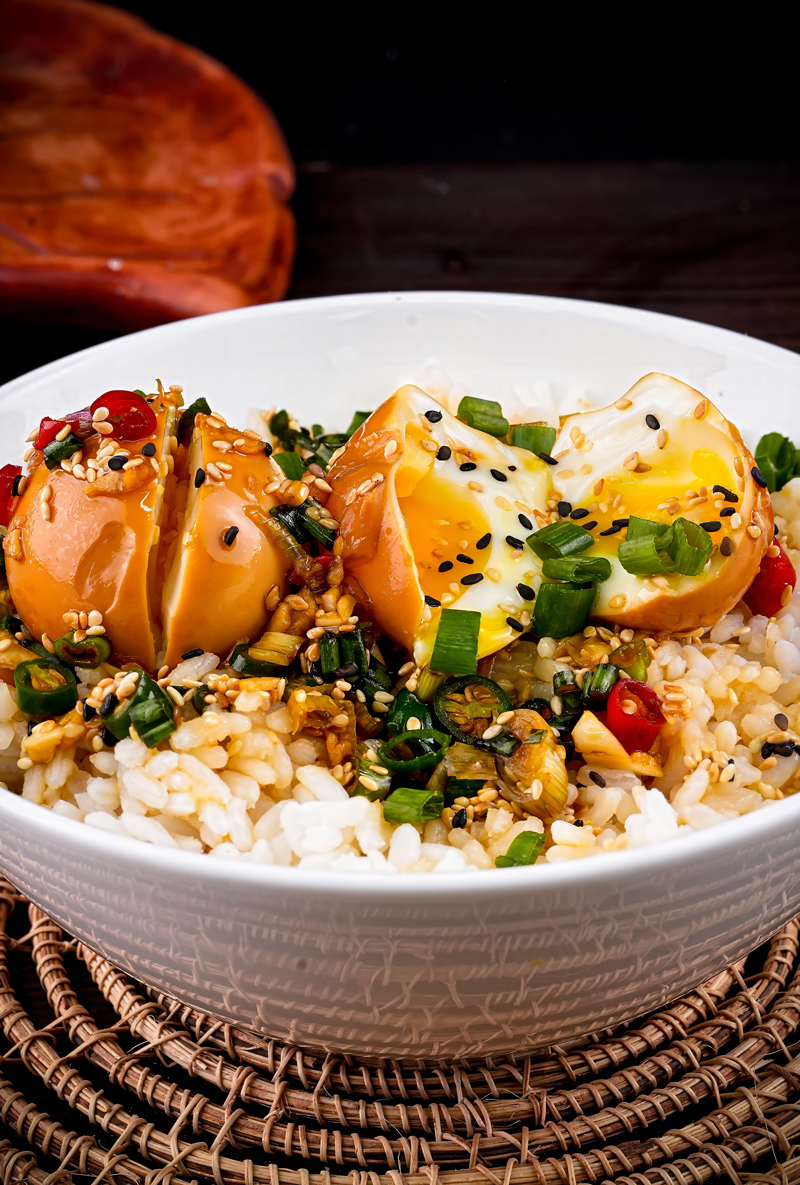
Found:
[581,662,619,706]
[755,432,796,493]
[43,432,83,470]
[377,729,452,773]
[618,532,675,576]
[667,517,713,576]
[430,608,481,676]
[541,555,612,583]
[383,786,445,824]
[533,582,596,637]
[508,424,557,456]
[495,830,546,867]
[456,396,510,437]
[527,521,594,560]
[273,451,306,479]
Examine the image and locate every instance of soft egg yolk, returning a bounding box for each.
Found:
[396,426,491,607]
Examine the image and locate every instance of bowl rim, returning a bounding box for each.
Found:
[2,288,799,899]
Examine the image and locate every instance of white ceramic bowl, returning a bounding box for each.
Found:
[1,292,799,1060]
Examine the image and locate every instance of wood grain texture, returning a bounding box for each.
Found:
[289,161,800,352]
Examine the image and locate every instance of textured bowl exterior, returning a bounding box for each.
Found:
[0,291,798,1058]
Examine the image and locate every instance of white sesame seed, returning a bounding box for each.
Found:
[85,625,106,636]
[213,439,233,452]
[206,462,223,480]
[166,686,184,706]
[95,421,114,435]
[41,633,55,653]
[384,439,398,458]
[615,397,632,410]
[87,610,103,627]
[40,502,52,521]
[92,407,110,421]
[482,723,502,740]
[496,710,515,724]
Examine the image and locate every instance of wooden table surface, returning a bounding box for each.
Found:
[3,160,799,384]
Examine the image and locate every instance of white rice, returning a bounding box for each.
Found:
[3,473,800,873]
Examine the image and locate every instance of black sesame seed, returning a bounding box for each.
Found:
[27,720,34,736]
[537,452,558,465]
[589,771,606,787]
[599,523,623,536]
[438,560,454,572]
[613,518,630,527]
[264,442,273,456]
[752,465,768,489]
[518,513,533,530]
[194,468,206,487]
[425,409,443,422]
[557,501,572,517]
[774,742,796,758]
[645,414,660,430]
[181,648,204,660]
[456,553,474,564]
[582,521,598,531]
[476,533,491,549]
[490,468,508,482]
[82,701,97,722]
[108,455,127,471]
[700,521,722,532]
[720,537,735,556]
[508,465,517,471]
[436,445,452,461]
[336,662,360,679]
[222,525,239,547]
[775,712,789,731]
[574,818,585,827]
[775,524,780,536]
[712,484,738,502]
[424,594,441,607]
[459,462,477,472]
[11,475,22,497]
[570,508,589,520]
[517,583,536,601]
[505,535,525,549]
[761,741,775,759]
[506,616,523,632]
[101,726,118,748]
[99,693,118,718]
[452,807,467,828]
[719,507,736,517]
[141,442,157,457]
[461,572,484,585]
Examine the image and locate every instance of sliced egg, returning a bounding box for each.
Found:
[326,385,551,664]
[549,373,772,631]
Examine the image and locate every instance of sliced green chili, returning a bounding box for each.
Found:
[433,675,516,754]
[610,639,649,681]
[377,729,451,773]
[104,670,175,747]
[14,659,77,717]
[53,631,112,669]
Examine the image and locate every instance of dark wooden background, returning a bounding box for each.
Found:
[3,5,799,382]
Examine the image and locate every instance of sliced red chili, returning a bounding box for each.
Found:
[90,390,156,442]
[606,678,665,753]
[0,464,22,526]
[744,542,797,618]
[33,406,94,451]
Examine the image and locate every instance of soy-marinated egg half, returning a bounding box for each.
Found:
[326,385,551,665]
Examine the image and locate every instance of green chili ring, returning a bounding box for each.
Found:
[14,658,78,717]
[376,728,451,773]
[54,630,112,669]
[433,675,512,746]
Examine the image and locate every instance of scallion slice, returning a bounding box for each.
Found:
[527,521,594,560]
[274,451,306,479]
[625,516,672,540]
[541,555,612,583]
[552,669,582,712]
[755,432,796,492]
[177,397,211,446]
[383,786,445,824]
[354,742,392,800]
[581,662,619,706]
[339,630,368,675]
[508,424,557,456]
[318,634,341,677]
[667,516,713,575]
[43,432,83,470]
[532,582,596,637]
[495,830,545,867]
[456,396,510,438]
[618,533,675,576]
[430,608,481,676]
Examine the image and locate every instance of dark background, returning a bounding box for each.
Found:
[4,6,800,383]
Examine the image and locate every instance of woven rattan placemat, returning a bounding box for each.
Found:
[1,877,800,1184]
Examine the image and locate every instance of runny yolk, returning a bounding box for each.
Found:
[398,466,491,605]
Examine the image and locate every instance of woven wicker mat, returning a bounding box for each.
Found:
[2,878,800,1184]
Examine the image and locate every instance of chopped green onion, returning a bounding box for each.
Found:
[228,642,284,676]
[345,411,371,438]
[430,608,481,676]
[667,517,712,576]
[177,397,211,446]
[456,396,509,437]
[377,729,451,773]
[625,516,672,540]
[541,555,612,583]
[533,582,596,637]
[446,777,484,799]
[43,432,83,470]
[386,688,434,733]
[354,742,393,800]
[495,831,545,868]
[755,432,796,492]
[508,424,557,456]
[383,786,445,824]
[552,670,582,712]
[104,670,175,747]
[269,503,307,542]
[618,532,675,576]
[610,639,649,681]
[527,521,594,560]
[416,668,447,701]
[300,504,336,549]
[273,451,306,479]
[581,662,619,707]
[318,634,341,677]
[339,630,368,675]
[269,409,292,442]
